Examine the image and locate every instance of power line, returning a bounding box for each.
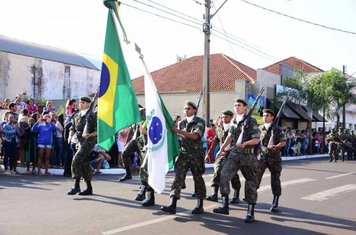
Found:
[240,0,356,36]
[130,0,201,27]
[211,1,278,61]
[147,0,202,25]
[120,2,201,30]
[121,1,279,61]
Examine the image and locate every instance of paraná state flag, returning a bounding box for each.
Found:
[144,66,179,193]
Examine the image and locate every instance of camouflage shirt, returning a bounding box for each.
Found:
[259,125,286,157]
[214,126,229,146]
[178,116,205,154]
[326,132,339,144]
[230,116,260,152]
[70,110,97,143]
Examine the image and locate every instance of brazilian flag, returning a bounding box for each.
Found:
[98,4,141,151]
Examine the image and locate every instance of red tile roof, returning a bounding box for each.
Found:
[263,56,323,74]
[132,53,256,94]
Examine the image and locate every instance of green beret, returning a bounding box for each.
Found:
[263,109,275,116]
[185,101,197,110]
[222,110,234,116]
[235,99,247,106]
[79,96,92,103]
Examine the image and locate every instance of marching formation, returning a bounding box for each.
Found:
[81,91,287,224]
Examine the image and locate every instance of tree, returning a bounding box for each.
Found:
[316,69,356,131]
[281,71,325,154]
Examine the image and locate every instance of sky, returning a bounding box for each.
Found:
[0,0,355,79]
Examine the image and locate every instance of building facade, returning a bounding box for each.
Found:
[0,36,100,101]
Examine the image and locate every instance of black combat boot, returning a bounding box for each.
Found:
[161,196,178,214]
[79,180,93,195]
[192,199,204,214]
[229,188,240,204]
[135,185,147,201]
[67,178,81,195]
[206,186,219,202]
[213,195,229,215]
[270,196,279,212]
[119,167,132,182]
[245,204,255,223]
[142,187,155,207]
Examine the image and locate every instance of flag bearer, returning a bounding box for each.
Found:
[160,101,206,214]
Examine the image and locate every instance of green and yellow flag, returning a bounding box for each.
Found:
[98,1,141,151]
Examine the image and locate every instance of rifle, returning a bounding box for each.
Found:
[196,89,203,112]
[236,87,265,145]
[82,91,98,138]
[267,98,288,148]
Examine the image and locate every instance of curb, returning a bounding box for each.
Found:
[4,154,329,176]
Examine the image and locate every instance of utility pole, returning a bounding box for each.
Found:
[201,0,227,126]
[342,65,346,130]
[202,0,211,126]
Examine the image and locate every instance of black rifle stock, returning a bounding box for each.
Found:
[236,87,265,145]
[196,89,203,112]
[267,99,288,148]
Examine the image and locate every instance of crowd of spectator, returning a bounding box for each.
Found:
[0,95,78,175]
[201,117,329,164]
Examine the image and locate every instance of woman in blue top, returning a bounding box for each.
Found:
[32,114,57,175]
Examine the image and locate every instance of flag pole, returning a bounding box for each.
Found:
[104,0,129,43]
[134,43,151,76]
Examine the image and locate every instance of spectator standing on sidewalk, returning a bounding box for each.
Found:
[3,114,19,174]
[32,114,57,175]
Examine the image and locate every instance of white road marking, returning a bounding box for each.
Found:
[301,184,356,201]
[102,204,218,235]
[325,172,355,180]
[258,178,317,193]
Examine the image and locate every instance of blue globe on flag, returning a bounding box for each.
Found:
[149,116,163,145]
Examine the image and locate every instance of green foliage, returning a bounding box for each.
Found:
[56,106,65,115]
[35,98,47,107]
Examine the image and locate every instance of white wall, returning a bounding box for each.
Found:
[0,52,100,100]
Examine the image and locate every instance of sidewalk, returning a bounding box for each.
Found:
[3,154,329,176]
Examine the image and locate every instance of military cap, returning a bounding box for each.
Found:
[79,96,92,103]
[185,101,197,110]
[222,110,234,116]
[263,109,275,116]
[235,99,247,106]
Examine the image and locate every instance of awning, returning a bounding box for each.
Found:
[281,105,301,119]
[287,103,309,120]
[312,111,324,122]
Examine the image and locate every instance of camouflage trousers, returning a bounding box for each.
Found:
[71,140,96,181]
[170,153,206,199]
[139,151,148,185]
[122,140,141,168]
[257,154,282,196]
[211,153,241,190]
[329,143,339,161]
[220,152,258,204]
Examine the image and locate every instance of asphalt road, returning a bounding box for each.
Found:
[1,159,355,235]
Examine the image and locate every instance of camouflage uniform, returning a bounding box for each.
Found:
[257,125,286,197]
[211,126,241,191]
[170,116,206,199]
[119,122,147,181]
[339,130,353,161]
[326,131,340,162]
[70,111,97,181]
[219,116,260,204]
